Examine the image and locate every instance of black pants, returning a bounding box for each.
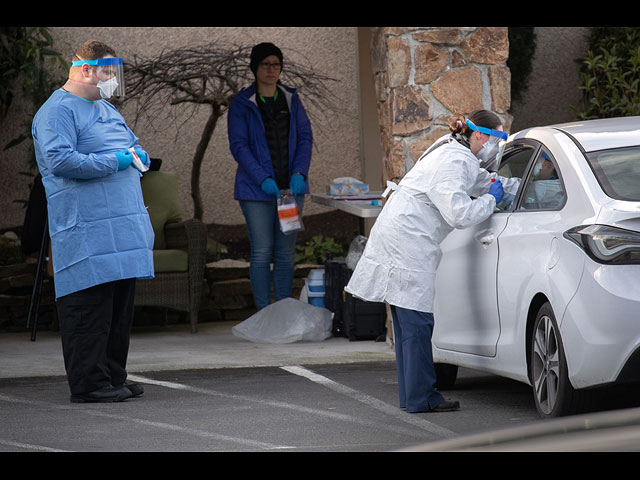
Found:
[56,279,136,394]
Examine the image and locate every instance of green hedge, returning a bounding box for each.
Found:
[572,27,640,119]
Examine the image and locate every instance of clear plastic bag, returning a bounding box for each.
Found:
[277,190,304,235]
[129,147,149,173]
[345,235,368,270]
[232,298,333,344]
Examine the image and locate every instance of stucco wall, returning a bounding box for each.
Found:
[510,27,588,131]
[0,27,361,229]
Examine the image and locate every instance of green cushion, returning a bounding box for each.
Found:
[140,171,182,250]
[153,249,189,273]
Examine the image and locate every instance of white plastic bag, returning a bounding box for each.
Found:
[232,298,333,344]
[345,235,368,270]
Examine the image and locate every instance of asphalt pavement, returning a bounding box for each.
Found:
[4,320,640,452]
[3,320,518,452]
[2,319,428,452]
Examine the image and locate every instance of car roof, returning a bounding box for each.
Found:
[546,116,640,153]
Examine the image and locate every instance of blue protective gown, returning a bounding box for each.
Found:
[32,88,154,299]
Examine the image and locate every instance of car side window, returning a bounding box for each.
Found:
[495,144,536,211]
[518,149,566,211]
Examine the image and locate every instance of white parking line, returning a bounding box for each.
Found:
[0,367,456,452]
[0,438,71,452]
[0,392,290,451]
[280,365,457,439]
[129,373,443,439]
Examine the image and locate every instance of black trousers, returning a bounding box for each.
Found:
[56,278,136,394]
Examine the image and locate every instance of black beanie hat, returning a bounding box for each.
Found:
[250,42,283,76]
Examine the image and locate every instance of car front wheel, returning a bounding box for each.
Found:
[531,302,592,417]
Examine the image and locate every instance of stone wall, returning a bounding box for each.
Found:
[370,27,511,183]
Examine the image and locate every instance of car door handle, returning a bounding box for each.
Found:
[476,232,495,245]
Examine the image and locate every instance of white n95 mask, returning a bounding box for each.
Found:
[97,77,119,99]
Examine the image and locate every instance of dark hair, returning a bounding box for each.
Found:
[74,40,116,62]
[449,109,501,138]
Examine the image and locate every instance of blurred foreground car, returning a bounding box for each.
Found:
[407,405,640,451]
[432,116,640,418]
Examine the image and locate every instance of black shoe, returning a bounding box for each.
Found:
[119,383,144,397]
[430,400,460,412]
[70,385,132,403]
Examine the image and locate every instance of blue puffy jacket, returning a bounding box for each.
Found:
[32,89,155,299]
[228,82,313,201]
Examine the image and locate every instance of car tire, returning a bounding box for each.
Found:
[434,363,458,390]
[530,302,593,417]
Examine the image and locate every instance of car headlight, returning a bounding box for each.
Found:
[564,224,640,265]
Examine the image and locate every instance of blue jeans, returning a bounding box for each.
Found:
[239,196,304,310]
[390,305,445,413]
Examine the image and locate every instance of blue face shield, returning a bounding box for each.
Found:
[465,119,508,141]
[465,119,509,170]
[71,57,125,99]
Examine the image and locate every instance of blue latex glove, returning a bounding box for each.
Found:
[488,179,504,204]
[289,173,306,196]
[115,149,133,171]
[260,177,281,198]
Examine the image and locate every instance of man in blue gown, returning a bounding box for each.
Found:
[32,40,154,403]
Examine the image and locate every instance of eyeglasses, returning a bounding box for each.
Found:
[259,61,281,70]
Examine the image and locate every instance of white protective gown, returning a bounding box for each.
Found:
[345,135,519,313]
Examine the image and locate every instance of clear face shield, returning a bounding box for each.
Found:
[465,119,509,171]
[71,57,125,99]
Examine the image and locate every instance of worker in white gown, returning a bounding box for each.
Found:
[345,110,520,413]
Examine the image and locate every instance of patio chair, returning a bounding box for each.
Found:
[135,171,208,333]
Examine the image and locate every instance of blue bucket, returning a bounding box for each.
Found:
[305,270,325,308]
[306,269,325,293]
[308,294,325,308]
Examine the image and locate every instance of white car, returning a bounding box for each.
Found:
[432,116,640,418]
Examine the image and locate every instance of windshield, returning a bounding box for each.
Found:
[586,146,640,201]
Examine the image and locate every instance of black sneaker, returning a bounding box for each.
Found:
[430,400,460,412]
[70,386,132,403]
[120,383,144,397]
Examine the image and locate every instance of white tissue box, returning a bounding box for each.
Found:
[327,183,369,196]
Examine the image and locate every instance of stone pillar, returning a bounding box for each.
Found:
[370,27,511,183]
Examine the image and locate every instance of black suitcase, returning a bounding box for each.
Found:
[324,258,351,337]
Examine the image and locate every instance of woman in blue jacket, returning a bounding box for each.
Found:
[228,42,313,310]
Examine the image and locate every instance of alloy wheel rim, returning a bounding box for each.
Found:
[532,314,560,415]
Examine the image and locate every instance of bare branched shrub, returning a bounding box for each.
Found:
[117,42,343,220]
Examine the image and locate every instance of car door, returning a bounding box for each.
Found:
[433,142,538,357]
[495,146,573,349]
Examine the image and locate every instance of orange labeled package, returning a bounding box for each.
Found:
[277,190,304,235]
